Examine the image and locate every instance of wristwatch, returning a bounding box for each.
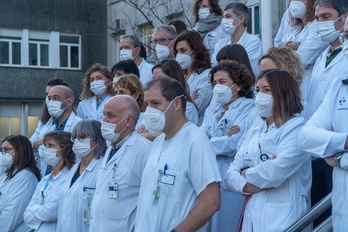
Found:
[334,153,343,168]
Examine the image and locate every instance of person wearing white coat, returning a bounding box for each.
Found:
[135,77,221,232]
[274,9,292,47]
[174,30,213,125]
[278,0,329,102]
[24,131,75,231]
[298,74,348,231]
[77,63,115,122]
[225,70,311,232]
[192,0,229,58]
[200,61,255,232]
[56,120,107,232]
[211,3,263,77]
[30,85,81,177]
[90,95,151,232]
[0,135,41,232]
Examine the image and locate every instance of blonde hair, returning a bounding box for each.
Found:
[114,74,146,112]
[258,47,304,85]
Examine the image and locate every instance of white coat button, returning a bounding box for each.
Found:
[246,214,251,219]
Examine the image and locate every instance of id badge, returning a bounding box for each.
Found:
[108,181,118,199]
[211,31,217,37]
[83,187,95,225]
[160,174,176,185]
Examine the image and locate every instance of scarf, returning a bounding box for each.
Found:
[195,13,223,38]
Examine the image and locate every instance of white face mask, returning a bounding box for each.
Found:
[72,139,95,158]
[175,51,193,70]
[221,17,240,35]
[43,147,62,167]
[255,92,273,118]
[213,83,237,105]
[90,80,107,96]
[143,95,183,132]
[155,41,173,59]
[199,8,211,19]
[289,1,306,19]
[317,19,342,43]
[343,40,348,59]
[101,117,127,143]
[47,99,68,118]
[120,48,135,61]
[0,152,14,168]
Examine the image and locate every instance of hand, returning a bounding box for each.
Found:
[241,168,248,178]
[137,125,149,135]
[269,155,277,160]
[286,41,300,51]
[324,155,338,167]
[33,139,44,150]
[226,125,240,137]
[191,92,199,101]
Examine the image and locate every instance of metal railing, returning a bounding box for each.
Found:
[284,193,332,232]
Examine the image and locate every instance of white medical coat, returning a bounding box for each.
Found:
[29,112,81,177]
[134,122,221,232]
[282,20,329,101]
[56,158,102,232]
[201,98,254,232]
[274,9,292,47]
[186,102,199,125]
[24,168,70,231]
[225,117,311,232]
[202,24,230,59]
[299,76,348,231]
[138,58,153,86]
[187,69,213,125]
[90,132,150,232]
[77,95,112,122]
[211,31,263,77]
[0,169,38,232]
[305,47,348,119]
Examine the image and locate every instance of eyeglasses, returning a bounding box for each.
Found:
[0,147,15,154]
[151,38,174,45]
[71,134,92,142]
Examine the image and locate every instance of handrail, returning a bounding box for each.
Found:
[284,193,332,232]
[312,216,332,232]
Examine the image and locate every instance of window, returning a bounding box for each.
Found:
[247,5,260,35]
[60,35,80,69]
[29,39,49,66]
[0,28,81,69]
[0,36,21,65]
[142,26,153,58]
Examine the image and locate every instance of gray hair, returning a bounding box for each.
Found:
[72,120,107,159]
[121,35,142,48]
[153,25,177,39]
[224,3,250,27]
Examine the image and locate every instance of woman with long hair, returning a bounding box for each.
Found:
[225,70,311,231]
[24,131,75,231]
[77,63,115,122]
[193,0,229,57]
[174,30,212,125]
[0,135,41,231]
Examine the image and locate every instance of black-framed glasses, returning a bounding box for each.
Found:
[0,147,15,154]
[151,38,174,45]
[71,134,92,142]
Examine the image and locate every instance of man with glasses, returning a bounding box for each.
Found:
[30,85,81,176]
[152,25,177,60]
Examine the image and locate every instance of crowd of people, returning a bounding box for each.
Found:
[1,0,348,231]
